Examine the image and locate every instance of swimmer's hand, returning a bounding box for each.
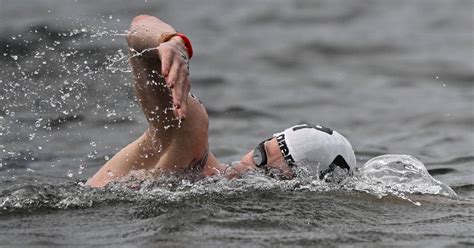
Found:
[158,36,190,120]
[224,161,257,179]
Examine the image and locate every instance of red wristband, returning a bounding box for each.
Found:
[175,33,193,59]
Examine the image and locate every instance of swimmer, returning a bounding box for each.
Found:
[86,15,356,187]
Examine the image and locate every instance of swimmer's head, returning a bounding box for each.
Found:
[240,123,356,179]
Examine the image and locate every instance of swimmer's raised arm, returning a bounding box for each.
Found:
[127,14,190,119]
[86,15,226,187]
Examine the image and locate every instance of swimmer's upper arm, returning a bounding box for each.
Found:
[85,132,160,187]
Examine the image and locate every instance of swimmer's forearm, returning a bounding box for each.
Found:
[126,15,176,53]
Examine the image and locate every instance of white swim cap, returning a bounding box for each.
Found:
[273,123,356,174]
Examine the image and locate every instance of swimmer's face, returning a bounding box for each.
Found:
[240,138,295,179]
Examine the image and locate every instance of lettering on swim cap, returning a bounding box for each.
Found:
[292,123,333,135]
[276,133,296,167]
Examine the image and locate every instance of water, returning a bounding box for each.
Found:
[1,0,473,247]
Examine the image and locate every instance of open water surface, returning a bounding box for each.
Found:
[0,0,473,247]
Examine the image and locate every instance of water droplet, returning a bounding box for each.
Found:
[90,141,96,147]
[11,55,18,60]
[35,117,43,127]
[27,168,35,172]
[104,155,110,161]
[67,170,73,178]
[38,146,42,150]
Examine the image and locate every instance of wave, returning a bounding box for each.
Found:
[0,154,463,215]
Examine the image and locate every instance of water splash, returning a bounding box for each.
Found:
[0,156,459,214]
[347,154,457,205]
[0,21,136,175]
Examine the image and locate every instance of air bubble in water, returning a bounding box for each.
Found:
[90,141,96,147]
[67,170,74,178]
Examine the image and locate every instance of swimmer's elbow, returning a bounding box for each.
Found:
[127,16,146,51]
[126,14,174,54]
[129,15,153,30]
[126,15,156,52]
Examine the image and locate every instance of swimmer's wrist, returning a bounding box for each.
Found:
[158,32,193,59]
[169,36,190,58]
[174,33,193,59]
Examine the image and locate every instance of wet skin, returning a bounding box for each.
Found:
[86,15,292,187]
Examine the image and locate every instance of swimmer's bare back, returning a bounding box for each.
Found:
[86,15,223,187]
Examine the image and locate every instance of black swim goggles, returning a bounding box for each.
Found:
[253,137,272,167]
[253,137,296,179]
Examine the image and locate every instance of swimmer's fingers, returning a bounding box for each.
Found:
[158,40,183,84]
[177,77,191,118]
[168,54,189,119]
[158,38,191,120]
[158,43,173,80]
